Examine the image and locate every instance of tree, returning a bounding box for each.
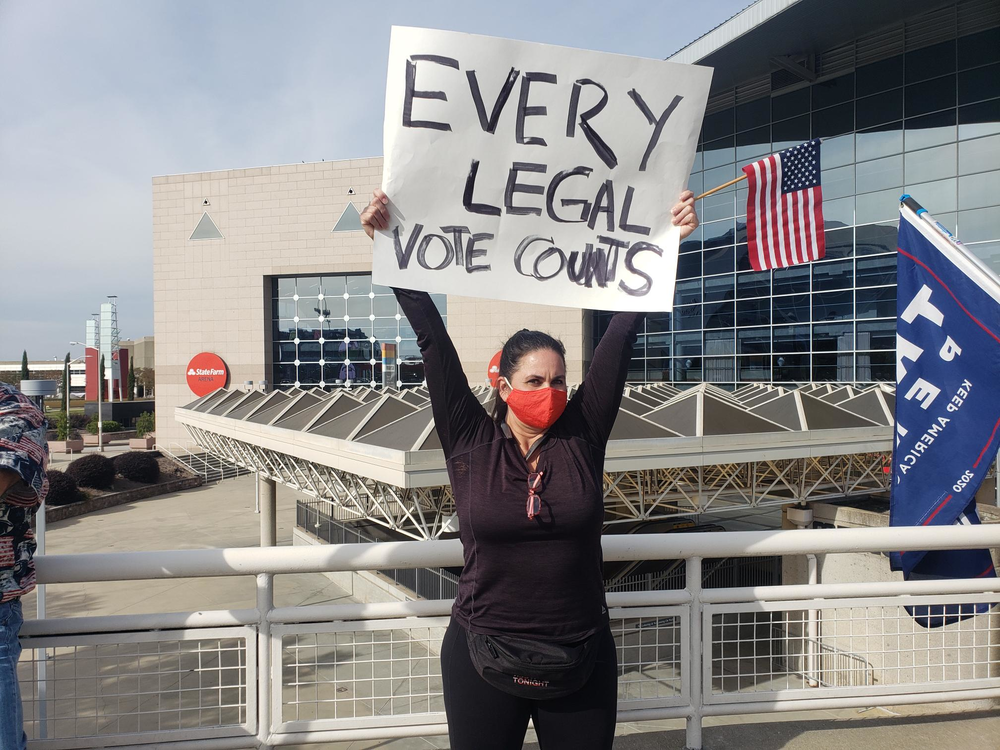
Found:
[127,359,135,401]
[99,355,106,402]
[20,351,28,381]
[136,367,155,398]
[63,352,70,411]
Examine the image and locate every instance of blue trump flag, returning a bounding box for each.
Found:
[890,196,1000,627]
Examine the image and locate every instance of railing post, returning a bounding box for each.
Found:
[256,572,274,749]
[686,556,704,750]
[260,476,277,548]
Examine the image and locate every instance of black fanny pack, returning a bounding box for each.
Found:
[466,628,602,699]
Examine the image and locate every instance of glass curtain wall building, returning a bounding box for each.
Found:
[271,274,447,389]
[596,1,1000,389]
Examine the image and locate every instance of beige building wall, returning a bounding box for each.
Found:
[152,157,590,448]
[121,336,155,370]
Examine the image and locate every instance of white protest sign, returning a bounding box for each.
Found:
[373,27,713,311]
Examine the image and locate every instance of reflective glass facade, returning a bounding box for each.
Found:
[271,274,446,389]
[597,21,1000,388]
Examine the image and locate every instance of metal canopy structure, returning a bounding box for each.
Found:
[177,382,895,540]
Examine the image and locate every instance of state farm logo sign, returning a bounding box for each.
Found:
[186,352,229,396]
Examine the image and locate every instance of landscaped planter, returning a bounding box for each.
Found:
[83,430,136,445]
[129,436,156,450]
[49,439,84,454]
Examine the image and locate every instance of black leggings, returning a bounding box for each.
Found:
[440,619,618,749]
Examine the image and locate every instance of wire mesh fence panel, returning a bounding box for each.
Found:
[17,628,254,747]
[612,609,687,707]
[706,594,1000,702]
[275,618,449,731]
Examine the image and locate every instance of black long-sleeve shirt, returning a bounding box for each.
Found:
[394,289,643,642]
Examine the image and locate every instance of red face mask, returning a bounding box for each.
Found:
[503,382,568,430]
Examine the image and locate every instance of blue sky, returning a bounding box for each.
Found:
[0,0,749,361]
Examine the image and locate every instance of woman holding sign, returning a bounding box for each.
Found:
[363,188,698,749]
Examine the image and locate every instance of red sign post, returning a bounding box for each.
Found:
[186,353,229,396]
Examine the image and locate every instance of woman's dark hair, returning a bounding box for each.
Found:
[491,329,566,420]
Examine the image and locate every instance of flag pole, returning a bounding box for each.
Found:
[695,174,746,201]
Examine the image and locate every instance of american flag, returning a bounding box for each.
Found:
[742,138,825,271]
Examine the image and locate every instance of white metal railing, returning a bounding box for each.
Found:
[159,442,248,483]
[18,525,1000,750]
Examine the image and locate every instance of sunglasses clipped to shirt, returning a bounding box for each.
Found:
[527,471,543,519]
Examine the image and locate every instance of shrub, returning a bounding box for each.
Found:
[68,413,90,431]
[54,413,69,441]
[86,418,123,435]
[113,451,160,484]
[46,470,84,506]
[65,453,116,490]
[135,411,155,438]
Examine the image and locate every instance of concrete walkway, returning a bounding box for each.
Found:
[28,451,1000,749]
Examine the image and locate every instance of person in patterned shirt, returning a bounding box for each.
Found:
[0,383,49,750]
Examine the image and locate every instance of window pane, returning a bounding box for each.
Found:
[736,270,770,298]
[857,320,895,350]
[856,286,896,319]
[959,134,1000,175]
[703,136,735,169]
[905,41,955,83]
[738,356,771,382]
[856,154,903,193]
[813,322,853,351]
[737,97,770,131]
[856,255,897,287]
[704,301,735,329]
[704,246,735,275]
[703,219,736,249]
[857,122,903,161]
[905,177,957,213]
[298,363,321,385]
[347,296,372,318]
[856,55,903,97]
[704,274,735,302]
[813,101,853,138]
[855,222,897,255]
[674,357,703,382]
[773,265,810,295]
[273,320,296,341]
[276,277,296,297]
[674,305,702,331]
[812,290,853,321]
[772,114,810,150]
[812,259,854,291]
[959,63,1000,106]
[298,341,321,362]
[905,143,956,183]
[373,296,399,317]
[736,298,770,327]
[297,296,323,319]
[298,277,321,297]
[645,333,671,358]
[905,75,956,117]
[677,252,702,280]
[773,325,810,353]
[773,294,811,325]
[823,165,856,201]
[905,109,957,151]
[705,357,735,383]
[737,327,770,354]
[321,276,347,297]
[703,108,735,141]
[772,88,810,121]
[959,171,1000,210]
[813,353,854,382]
[674,279,702,306]
[856,89,902,130]
[856,351,895,382]
[958,99,1000,140]
[959,27,1000,70]
[958,206,1000,243]
[856,188,902,225]
[701,189,736,223]
[813,73,854,110]
[674,332,702,356]
[736,125,771,162]
[824,227,854,259]
[705,329,735,355]
[647,312,672,334]
[823,133,855,169]
[274,299,296,319]
[773,354,810,381]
